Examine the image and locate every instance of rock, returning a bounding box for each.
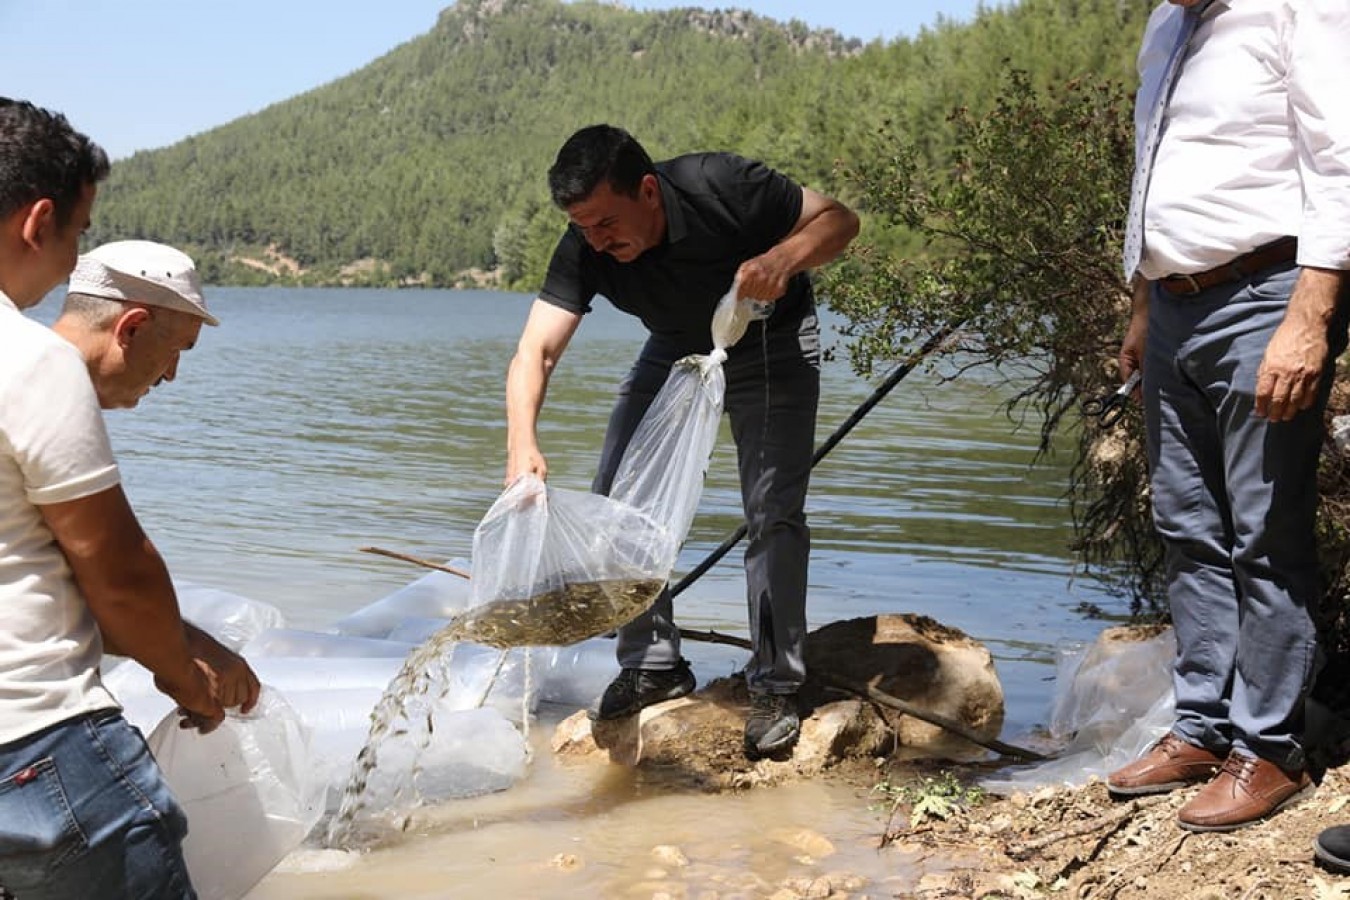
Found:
[822,871,868,892]
[770,828,836,859]
[549,852,582,871]
[553,687,893,789]
[651,845,689,868]
[803,614,1004,754]
[551,614,1004,787]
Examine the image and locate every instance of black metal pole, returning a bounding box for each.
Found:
[669,322,959,598]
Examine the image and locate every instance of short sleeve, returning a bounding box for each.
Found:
[539,229,595,315]
[0,339,119,506]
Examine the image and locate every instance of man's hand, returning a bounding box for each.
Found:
[154,663,225,734]
[1118,277,1150,392]
[735,250,793,303]
[1256,317,1328,421]
[506,443,548,486]
[1256,268,1342,422]
[186,623,261,714]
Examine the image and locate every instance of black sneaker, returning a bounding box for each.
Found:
[588,659,696,721]
[744,691,800,759]
[1316,824,1350,874]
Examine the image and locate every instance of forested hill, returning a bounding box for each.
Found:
[88,0,1156,289]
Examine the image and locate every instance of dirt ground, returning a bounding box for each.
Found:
[836,755,1350,900]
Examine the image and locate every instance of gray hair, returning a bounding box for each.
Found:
[61,291,131,328]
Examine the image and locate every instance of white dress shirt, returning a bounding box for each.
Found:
[1134,0,1350,280]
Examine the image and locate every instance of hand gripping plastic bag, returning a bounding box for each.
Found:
[147,689,324,900]
[608,284,753,539]
[453,474,678,647]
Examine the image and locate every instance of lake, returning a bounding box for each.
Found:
[27,286,1123,896]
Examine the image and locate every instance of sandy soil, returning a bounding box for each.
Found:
[850,756,1350,900]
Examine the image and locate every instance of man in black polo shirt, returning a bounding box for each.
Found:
[505,124,858,758]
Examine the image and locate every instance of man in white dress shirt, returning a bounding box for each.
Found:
[1104,1,1349,834]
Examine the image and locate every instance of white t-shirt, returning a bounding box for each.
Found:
[0,290,121,745]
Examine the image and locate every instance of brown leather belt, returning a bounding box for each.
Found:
[1157,236,1298,297]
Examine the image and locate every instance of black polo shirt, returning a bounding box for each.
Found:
[539,152,810,353]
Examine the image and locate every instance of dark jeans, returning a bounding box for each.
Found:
[0,709,195,900]
[594,312,821,693]
[1144,262,1349,770]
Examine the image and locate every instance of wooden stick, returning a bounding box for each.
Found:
[676,626,1046,762]
[822,671,1047,762]
[358,546,470,580]
[1005,796,1165,860]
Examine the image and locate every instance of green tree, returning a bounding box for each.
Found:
[821,70,1165,611]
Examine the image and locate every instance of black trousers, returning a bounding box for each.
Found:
[593,311,821,692]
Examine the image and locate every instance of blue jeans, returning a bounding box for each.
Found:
[594,311,822,692]
[1144,262,1349,771]
[0,710,196,900]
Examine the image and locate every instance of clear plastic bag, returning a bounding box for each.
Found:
[708,279,771,347]
[609,284,747,540]
[607,355,724,543]
[979,627,1176,795]
[457,283,748,649]
[454,475,677,647]
[147,689,324,900]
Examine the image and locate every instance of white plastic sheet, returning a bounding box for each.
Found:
[242,628,414,659]
[175,581,286,650]
[331,566,472,638]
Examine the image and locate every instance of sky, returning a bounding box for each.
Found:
[0,0,986,161]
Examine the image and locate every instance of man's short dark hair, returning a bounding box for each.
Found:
[0,97,110,227]
[548,124,656,209]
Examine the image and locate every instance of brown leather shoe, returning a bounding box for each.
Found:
[1177,750,1313,833]
[1107,732,1223,796]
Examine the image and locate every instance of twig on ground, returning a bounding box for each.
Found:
[1006,795,1167,861]
[1088,830,1188,900]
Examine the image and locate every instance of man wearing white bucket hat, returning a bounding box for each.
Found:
[1,96,258,900]
[54,240,220,408]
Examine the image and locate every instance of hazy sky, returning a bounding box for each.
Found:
[0,1,987,160]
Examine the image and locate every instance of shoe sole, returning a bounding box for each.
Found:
[587,679,695,722]
[1314,843,1350,874]
[1176,784,1315,833]
[1106,778,1198,798]
[744,725,800,760]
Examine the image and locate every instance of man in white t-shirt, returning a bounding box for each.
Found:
[0,98,258,900]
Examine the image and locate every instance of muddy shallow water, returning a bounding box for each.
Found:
[249,706,921,899]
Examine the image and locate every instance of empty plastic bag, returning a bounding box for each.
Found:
[148,689,324,900]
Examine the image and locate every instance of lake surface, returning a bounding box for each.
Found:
[28,286,1124,896]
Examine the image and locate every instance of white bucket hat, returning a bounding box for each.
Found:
[68,240,218,326]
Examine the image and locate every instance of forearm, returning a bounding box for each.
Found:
[1130,272,1150,317]
[766,204,860,277]
[1284,266,1346,333]
[82,541,199,691]
[505,350,549,456]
